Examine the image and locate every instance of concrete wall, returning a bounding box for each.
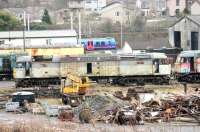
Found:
[168,17,200,50]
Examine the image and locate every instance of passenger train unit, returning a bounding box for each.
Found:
[81,38,117,51]
[14,52,171,87]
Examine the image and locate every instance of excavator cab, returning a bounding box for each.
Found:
[61,74,90,107]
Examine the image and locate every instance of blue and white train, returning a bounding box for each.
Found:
[81,37,117,51]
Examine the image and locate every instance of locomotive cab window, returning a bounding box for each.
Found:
[160,59,168,64]
[189,57,194,72]
[180,58,188,63]
[16,62,25,68]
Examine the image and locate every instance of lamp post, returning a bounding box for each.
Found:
[23,10,26,52]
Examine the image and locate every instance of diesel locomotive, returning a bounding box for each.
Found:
[14,52,171,87]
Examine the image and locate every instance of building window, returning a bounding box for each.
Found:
[0,40,5,45]
[126,11,129,16]
[176,0,180,6]
[116,11,120,16]
[175,9,180,15]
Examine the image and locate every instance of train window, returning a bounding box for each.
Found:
[160,59,168,64]
[81,42,85,45]
[108,41,111,46]
[16,63,25,68]
[96,42,100,47]
[101,41,105,46]
[180,58,188,63]
[0,40,5,45]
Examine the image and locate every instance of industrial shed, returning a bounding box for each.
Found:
[168,15,200,50]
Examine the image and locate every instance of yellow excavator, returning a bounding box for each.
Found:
[60,73,91,107]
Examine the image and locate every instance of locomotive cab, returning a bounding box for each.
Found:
[174,51,200,74]
[151,53,171,75]
[14,56,32,79]
[174,50,200,82]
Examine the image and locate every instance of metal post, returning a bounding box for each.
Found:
[78,10,81,45]
[183,82,187,95]
[120,21,123,48]
[27,14,30,31]
[23,11,26,52]
[70,11,73,30]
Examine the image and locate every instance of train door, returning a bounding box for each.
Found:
[191,32,199,50]
[189,57,194,72]
[87,41,94,50]
[87,63,92,74]
[25,62,31,76]
[153,59,159,73]
[180,57,190,73]
[158,59,171,75]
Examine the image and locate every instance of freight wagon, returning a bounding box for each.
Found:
[14,52,171,87]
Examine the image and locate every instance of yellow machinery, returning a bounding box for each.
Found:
[61,73,91,106]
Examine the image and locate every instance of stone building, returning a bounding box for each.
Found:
[168,15,200,50]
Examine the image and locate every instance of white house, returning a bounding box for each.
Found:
[191,0,200,15]
[0,30,78,49]
[84,0,107,11]
[100,2,134,24]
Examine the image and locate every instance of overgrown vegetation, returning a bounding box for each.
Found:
[0,10,22,31]
[42,9,52,24]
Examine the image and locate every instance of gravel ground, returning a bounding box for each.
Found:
[0,81,199,132]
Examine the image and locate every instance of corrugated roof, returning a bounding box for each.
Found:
[0,30,77,39]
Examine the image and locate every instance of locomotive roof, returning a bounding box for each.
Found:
[16,56,32,62]
[12,91,35,96]
[150,53,167,59]
[60,54,120,62]
[179,50,200,57]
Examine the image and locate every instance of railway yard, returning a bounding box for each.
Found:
[0,49,199,132]
[0,80,199,132]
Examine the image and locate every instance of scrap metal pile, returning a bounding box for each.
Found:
[4,88,200,126]
[74,88,200,125]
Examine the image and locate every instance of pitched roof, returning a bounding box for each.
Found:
[192,0,200,5]
[170,15,200,27]
[186,15,200,26]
